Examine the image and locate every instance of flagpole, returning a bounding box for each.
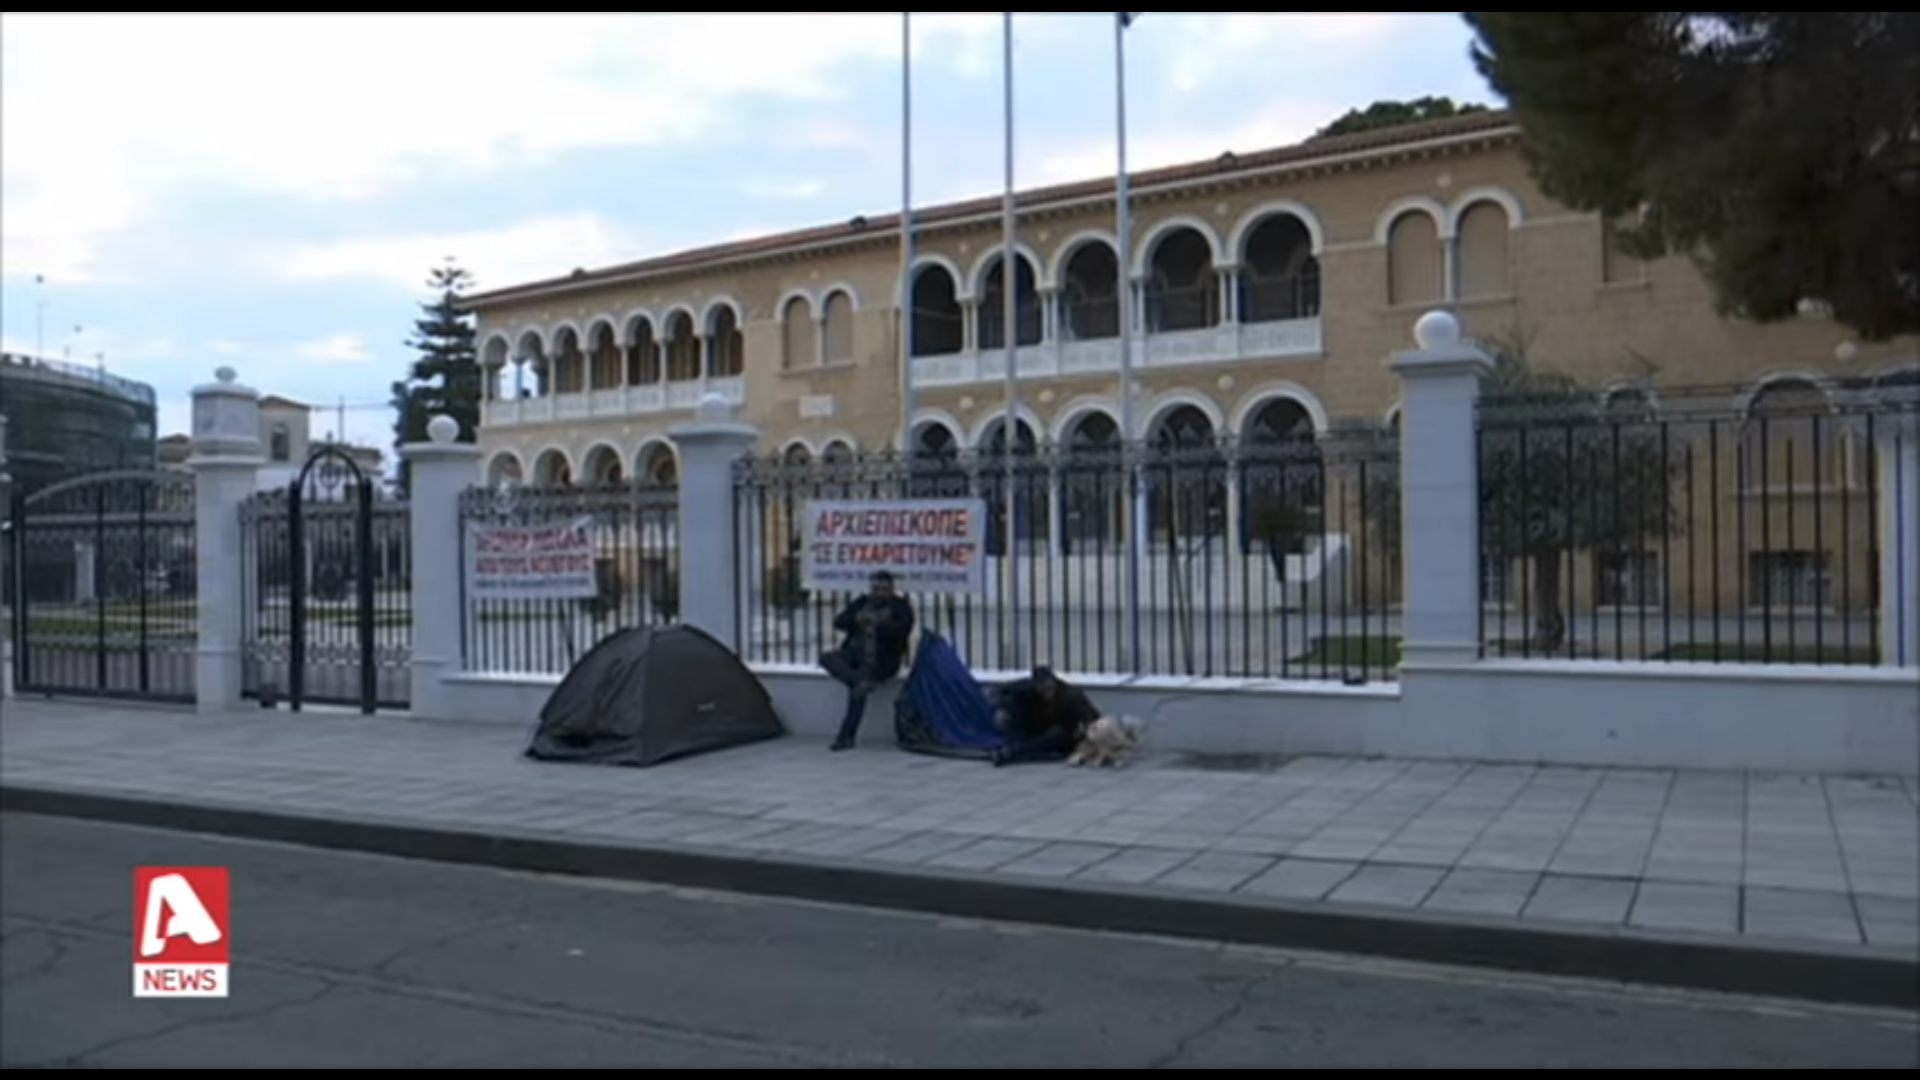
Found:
[1114,12,1144,670]
[898,12,917,458]
[34,275,46,359]
[999,10,1022,667]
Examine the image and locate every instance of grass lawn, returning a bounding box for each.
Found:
[1654,643,1881,665]
[310,610,413,629]
[1483,639,1608,660]
[1298,634,1402,669]
[299,610,636,627]
[19,620,196,650]
[24,616,193,638]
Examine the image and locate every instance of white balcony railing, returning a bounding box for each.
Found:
[480,375,745,429]
[909,317,1323,390]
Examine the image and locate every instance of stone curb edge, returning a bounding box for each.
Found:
[5,781,1913,1012]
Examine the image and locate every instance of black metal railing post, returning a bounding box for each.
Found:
[8,491,25,691]
[93,481,108,688]
[286,477,307,712]
[137,481,151,695]
[355,477,377,715]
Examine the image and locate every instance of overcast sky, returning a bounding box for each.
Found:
[0,12,1490,449]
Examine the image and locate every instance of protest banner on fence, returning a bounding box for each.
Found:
[800,498,987,595]
[466,517,599,601]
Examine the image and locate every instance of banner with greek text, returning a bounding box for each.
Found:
[466,517,599,601]
[801,499,986,595]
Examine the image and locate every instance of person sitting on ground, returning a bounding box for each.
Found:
[989,665,1099,767]
[820,570,916,752]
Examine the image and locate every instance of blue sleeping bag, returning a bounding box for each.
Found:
[893,632,1004,759]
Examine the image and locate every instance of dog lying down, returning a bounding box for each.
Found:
[1067,716,1146,768]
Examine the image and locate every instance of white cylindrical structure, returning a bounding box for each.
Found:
[1114,11,1144,670]
[898,11,917,456]
[999,11,1022,664]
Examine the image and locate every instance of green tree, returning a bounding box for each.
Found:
[390,260,482,496]
[1313,96,1489,140]
[1463,12,1920,341]
[1475,333,1683,651]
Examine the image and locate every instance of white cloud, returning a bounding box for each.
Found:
[1031,102,1349,187]
[739,179,829,201]
[296,334,372,364]
[272,214,645,293]
[1153,14,1419,93]
[0,14,1002,284]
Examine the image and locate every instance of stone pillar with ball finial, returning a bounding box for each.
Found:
[669,392,761,649]
[399,414,482,718]
[188,366,264,711]
[1874,374,1920,667]
[1389,311,1495,668]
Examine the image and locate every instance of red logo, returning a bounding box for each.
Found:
[132,867,230,998]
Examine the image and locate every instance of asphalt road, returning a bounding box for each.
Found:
[4,815,1916,1069]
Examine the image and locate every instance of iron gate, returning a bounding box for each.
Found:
[6,470,198,703]
[239,447,411,713]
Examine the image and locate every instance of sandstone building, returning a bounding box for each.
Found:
[462,110,1915,618]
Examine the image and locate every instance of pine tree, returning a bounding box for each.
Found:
[1464,12,1920,341]
[391,260,481,496]
[1312,97,1488,140]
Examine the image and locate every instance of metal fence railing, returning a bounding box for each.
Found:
[238,477,413,711]
[1475,380,1915,666]
[457,481,679,675]
[732,425,1403,683]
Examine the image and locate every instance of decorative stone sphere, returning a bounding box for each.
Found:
[426,415,460,444]
[695,392,734,422]
[215,366,237,384]
[1412,310,1461,350]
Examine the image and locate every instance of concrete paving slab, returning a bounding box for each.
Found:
[2,700,1916,1010]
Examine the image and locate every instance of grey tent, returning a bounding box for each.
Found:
[527,624,785,767]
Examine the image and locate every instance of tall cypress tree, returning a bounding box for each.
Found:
[390,261,481,496]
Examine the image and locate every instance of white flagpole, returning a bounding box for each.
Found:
[1115,12,1145,670]
[898,12,917,458]
[1000,11,1022,667]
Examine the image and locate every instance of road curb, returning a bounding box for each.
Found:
[6,780,1914,1012]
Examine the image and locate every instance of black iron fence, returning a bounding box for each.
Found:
[457,480,680,675]
[1475,380,1915,666]
[239,457,412,712]
[732,425,1403,683]
[7,469,197,703]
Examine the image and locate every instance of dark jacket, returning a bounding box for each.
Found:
[831,595,917,681]
[995,675,1100,740]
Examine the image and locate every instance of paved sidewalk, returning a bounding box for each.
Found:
[3,701,1916,972]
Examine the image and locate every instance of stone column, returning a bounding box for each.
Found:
[1,412,13,700]
[1389,311,1493,667]
[188,367,264,712]
[1879,396,1920,667]
[669,394,760,650]
[400,416,482,716]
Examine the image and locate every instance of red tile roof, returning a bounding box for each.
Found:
[462,109,1519,310]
